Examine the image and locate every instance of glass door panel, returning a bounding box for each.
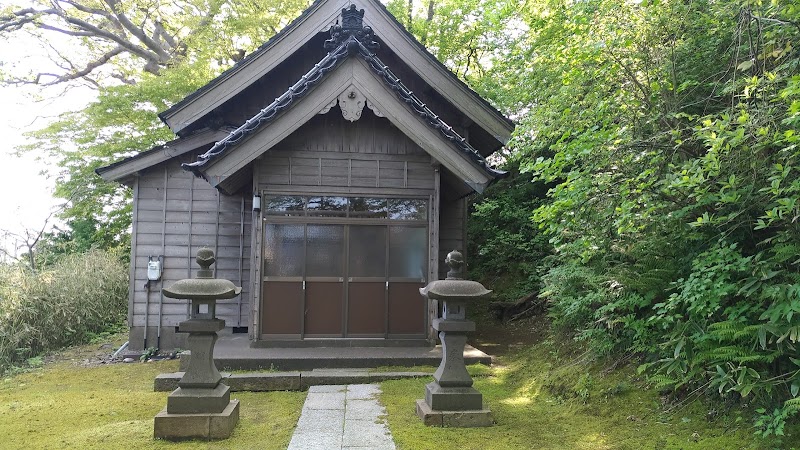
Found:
[388,226,427,336]
[389,226,427,281]
[263,224,304,278]
[305,224,345,336]
[262,224,304,336]
[306,224,344,277]
[347,225,387,336]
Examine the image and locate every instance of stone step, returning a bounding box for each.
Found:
[155,370,432,392]
[176,342,492,371]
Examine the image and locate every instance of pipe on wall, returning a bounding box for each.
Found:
[156,165,168,349]
[187,170,195,318]
[143,278,150,349]
[238,194,245,327]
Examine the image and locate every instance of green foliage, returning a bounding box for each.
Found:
[139,347,159,362]
[499,0,800,433]
[14,0,311,247]
[0,249,128,372]
[448,0,800,434]
[467,166,551,299]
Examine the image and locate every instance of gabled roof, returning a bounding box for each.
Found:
[94,127,232,184]
[159,0,513,145]
[183,7,506,195]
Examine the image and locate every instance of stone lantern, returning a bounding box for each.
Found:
[416,250,493,427]
[154,248,242,440]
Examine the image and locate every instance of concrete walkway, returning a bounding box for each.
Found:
[287,384,396,450]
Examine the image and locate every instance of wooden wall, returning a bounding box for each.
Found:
[255,110,435,194]
[438,197,467,280]
[129,153,252,350]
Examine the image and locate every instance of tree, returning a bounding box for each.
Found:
[3,0,310,246]
[0,0,309,86]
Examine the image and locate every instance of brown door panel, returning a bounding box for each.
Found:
[261,281,303,335]
[347,282,387,335]
[388,282,426,335]
[305,282,344,335]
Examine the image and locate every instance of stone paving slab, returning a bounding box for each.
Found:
[345,399,385,420]
[295,408,345,434]
[303,391,348,410]
[342,418,394,449]
[287,384,396,450]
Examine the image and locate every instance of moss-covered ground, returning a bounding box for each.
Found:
[0,339,305,449]
[2,320,798,449]
[381,317,800,449]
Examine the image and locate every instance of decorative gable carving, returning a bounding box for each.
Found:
[318,85,384,121]
[337,85,366,121]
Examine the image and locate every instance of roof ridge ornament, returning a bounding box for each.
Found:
[324,5,379,52]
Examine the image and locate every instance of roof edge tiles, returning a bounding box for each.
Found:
[183,7,506,182]
[159,0,513,137]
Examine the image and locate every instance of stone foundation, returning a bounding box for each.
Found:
[415,399,493,427]
[154,399,240,440]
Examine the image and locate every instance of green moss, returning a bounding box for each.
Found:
[3,336,799,449]
[0,359,305,449]
[380,341,800,450]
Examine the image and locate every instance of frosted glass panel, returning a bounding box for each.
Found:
[389,226,427,279]
[349,226,386,277]
[264,224,304,276]
[306,225,344,276]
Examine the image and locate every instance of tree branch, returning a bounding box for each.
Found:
[43,46,125,85]
[102,0,171,61]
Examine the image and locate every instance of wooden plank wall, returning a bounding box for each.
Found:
[131,154,252,332]
[256,111,435,193]
[438,197,466,280]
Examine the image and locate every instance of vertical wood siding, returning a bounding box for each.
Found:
[438,197,466,280]
[256,111,435,193]
[131,154,252,329]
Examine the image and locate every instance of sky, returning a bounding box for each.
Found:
[0,87,55,238]
[0,0,97,256]
[0,70,95,256]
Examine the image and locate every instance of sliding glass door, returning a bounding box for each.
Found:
[260,195,428,339]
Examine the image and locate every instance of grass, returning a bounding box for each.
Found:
[2,324,799,449]
[0,340,305,450]
[380,334,800,450]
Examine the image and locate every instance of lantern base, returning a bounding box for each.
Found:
[154,399,239,440]
[415,399,492,427]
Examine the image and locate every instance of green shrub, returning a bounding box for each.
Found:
[0,249,128,372]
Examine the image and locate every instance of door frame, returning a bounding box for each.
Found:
[258,193,431,340]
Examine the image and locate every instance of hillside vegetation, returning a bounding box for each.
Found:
[465,0,800,436]
[2,0,798,437]
[0,249,127,372]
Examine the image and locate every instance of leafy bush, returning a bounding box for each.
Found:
[467,167,551,300]
[463,0,800,435]
[0,249,128,372]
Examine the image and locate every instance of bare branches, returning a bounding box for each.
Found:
[0,209,58,271]
[0,0,187,86]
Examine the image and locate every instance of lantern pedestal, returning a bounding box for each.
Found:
[416,250,493,427]
[154,249,241,440]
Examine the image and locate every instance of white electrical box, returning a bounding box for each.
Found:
[147,259,162,281]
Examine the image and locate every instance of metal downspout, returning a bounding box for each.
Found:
[238,195,245,327]
[156,166,168,349]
